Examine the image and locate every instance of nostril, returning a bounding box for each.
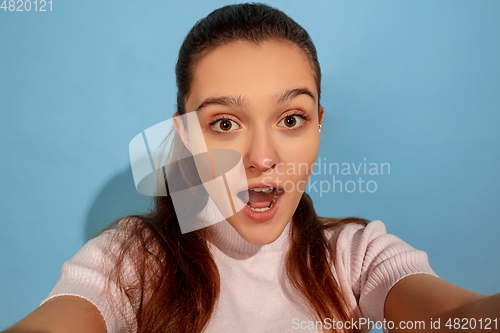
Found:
[262,159,277,170]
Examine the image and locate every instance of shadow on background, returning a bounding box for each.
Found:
[84,166,152,241]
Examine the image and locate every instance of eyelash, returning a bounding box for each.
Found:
[208,111,311,134]
[208,115,241,134]
[279,111,311,131]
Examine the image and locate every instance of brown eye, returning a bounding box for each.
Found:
[212,119,239,133]
[220,120,232,131]
[284,116,296,127]
[278,115,303,129]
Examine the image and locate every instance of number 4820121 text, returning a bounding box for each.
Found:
[1,0,52,11]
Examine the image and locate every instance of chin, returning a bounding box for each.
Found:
[228,216,288,245]
[225,192,299,245]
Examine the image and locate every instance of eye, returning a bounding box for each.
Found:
[278,114,304,129]
[211,118,240,133]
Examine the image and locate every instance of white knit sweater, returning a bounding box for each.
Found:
[40,219,437,332]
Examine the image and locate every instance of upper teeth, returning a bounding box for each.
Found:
[250,187,273,192]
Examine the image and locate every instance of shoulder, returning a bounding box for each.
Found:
[323,218,384,238]
[322,218,386,251]
[49,216,149,286]
[38,216,149,333]
[90,215,145,241]
[73,217,144,267]
[323,219,438,321]
[324,219,432,276]
[327,219,389,250]
[323,219,390,267]
[87,216,158,260]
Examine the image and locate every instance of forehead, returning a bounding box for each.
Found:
[186,40,317,108]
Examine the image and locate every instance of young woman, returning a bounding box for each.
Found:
[5,3,498,333]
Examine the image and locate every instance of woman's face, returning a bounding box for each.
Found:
[184,40,323,245]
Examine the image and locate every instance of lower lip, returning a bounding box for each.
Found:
[240,192,283,222]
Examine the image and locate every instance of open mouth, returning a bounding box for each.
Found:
[238,187,283,212]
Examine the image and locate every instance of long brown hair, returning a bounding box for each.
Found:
[99,3,368,332]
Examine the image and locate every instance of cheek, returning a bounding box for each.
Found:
[202,134,240,151]
[282,135,320,189]
[288,132,320,162]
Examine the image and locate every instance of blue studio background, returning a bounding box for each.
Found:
[1,0,499,329]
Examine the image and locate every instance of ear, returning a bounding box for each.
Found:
[318,105,324,125]
[172,112,192,153]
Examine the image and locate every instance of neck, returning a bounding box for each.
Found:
[207,219,292,259]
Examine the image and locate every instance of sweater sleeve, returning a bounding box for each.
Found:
[39,220,139,333]
[333,220,438,323]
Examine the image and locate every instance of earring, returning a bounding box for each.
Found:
[319,124,322,133]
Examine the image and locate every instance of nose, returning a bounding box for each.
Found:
[243,127,279,174]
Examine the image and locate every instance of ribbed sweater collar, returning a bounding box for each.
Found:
[207,219,292,258]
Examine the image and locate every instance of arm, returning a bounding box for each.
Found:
[2,296,106,333]
[385,274,500,332]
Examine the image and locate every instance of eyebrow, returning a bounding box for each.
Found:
[195,87,316,112]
